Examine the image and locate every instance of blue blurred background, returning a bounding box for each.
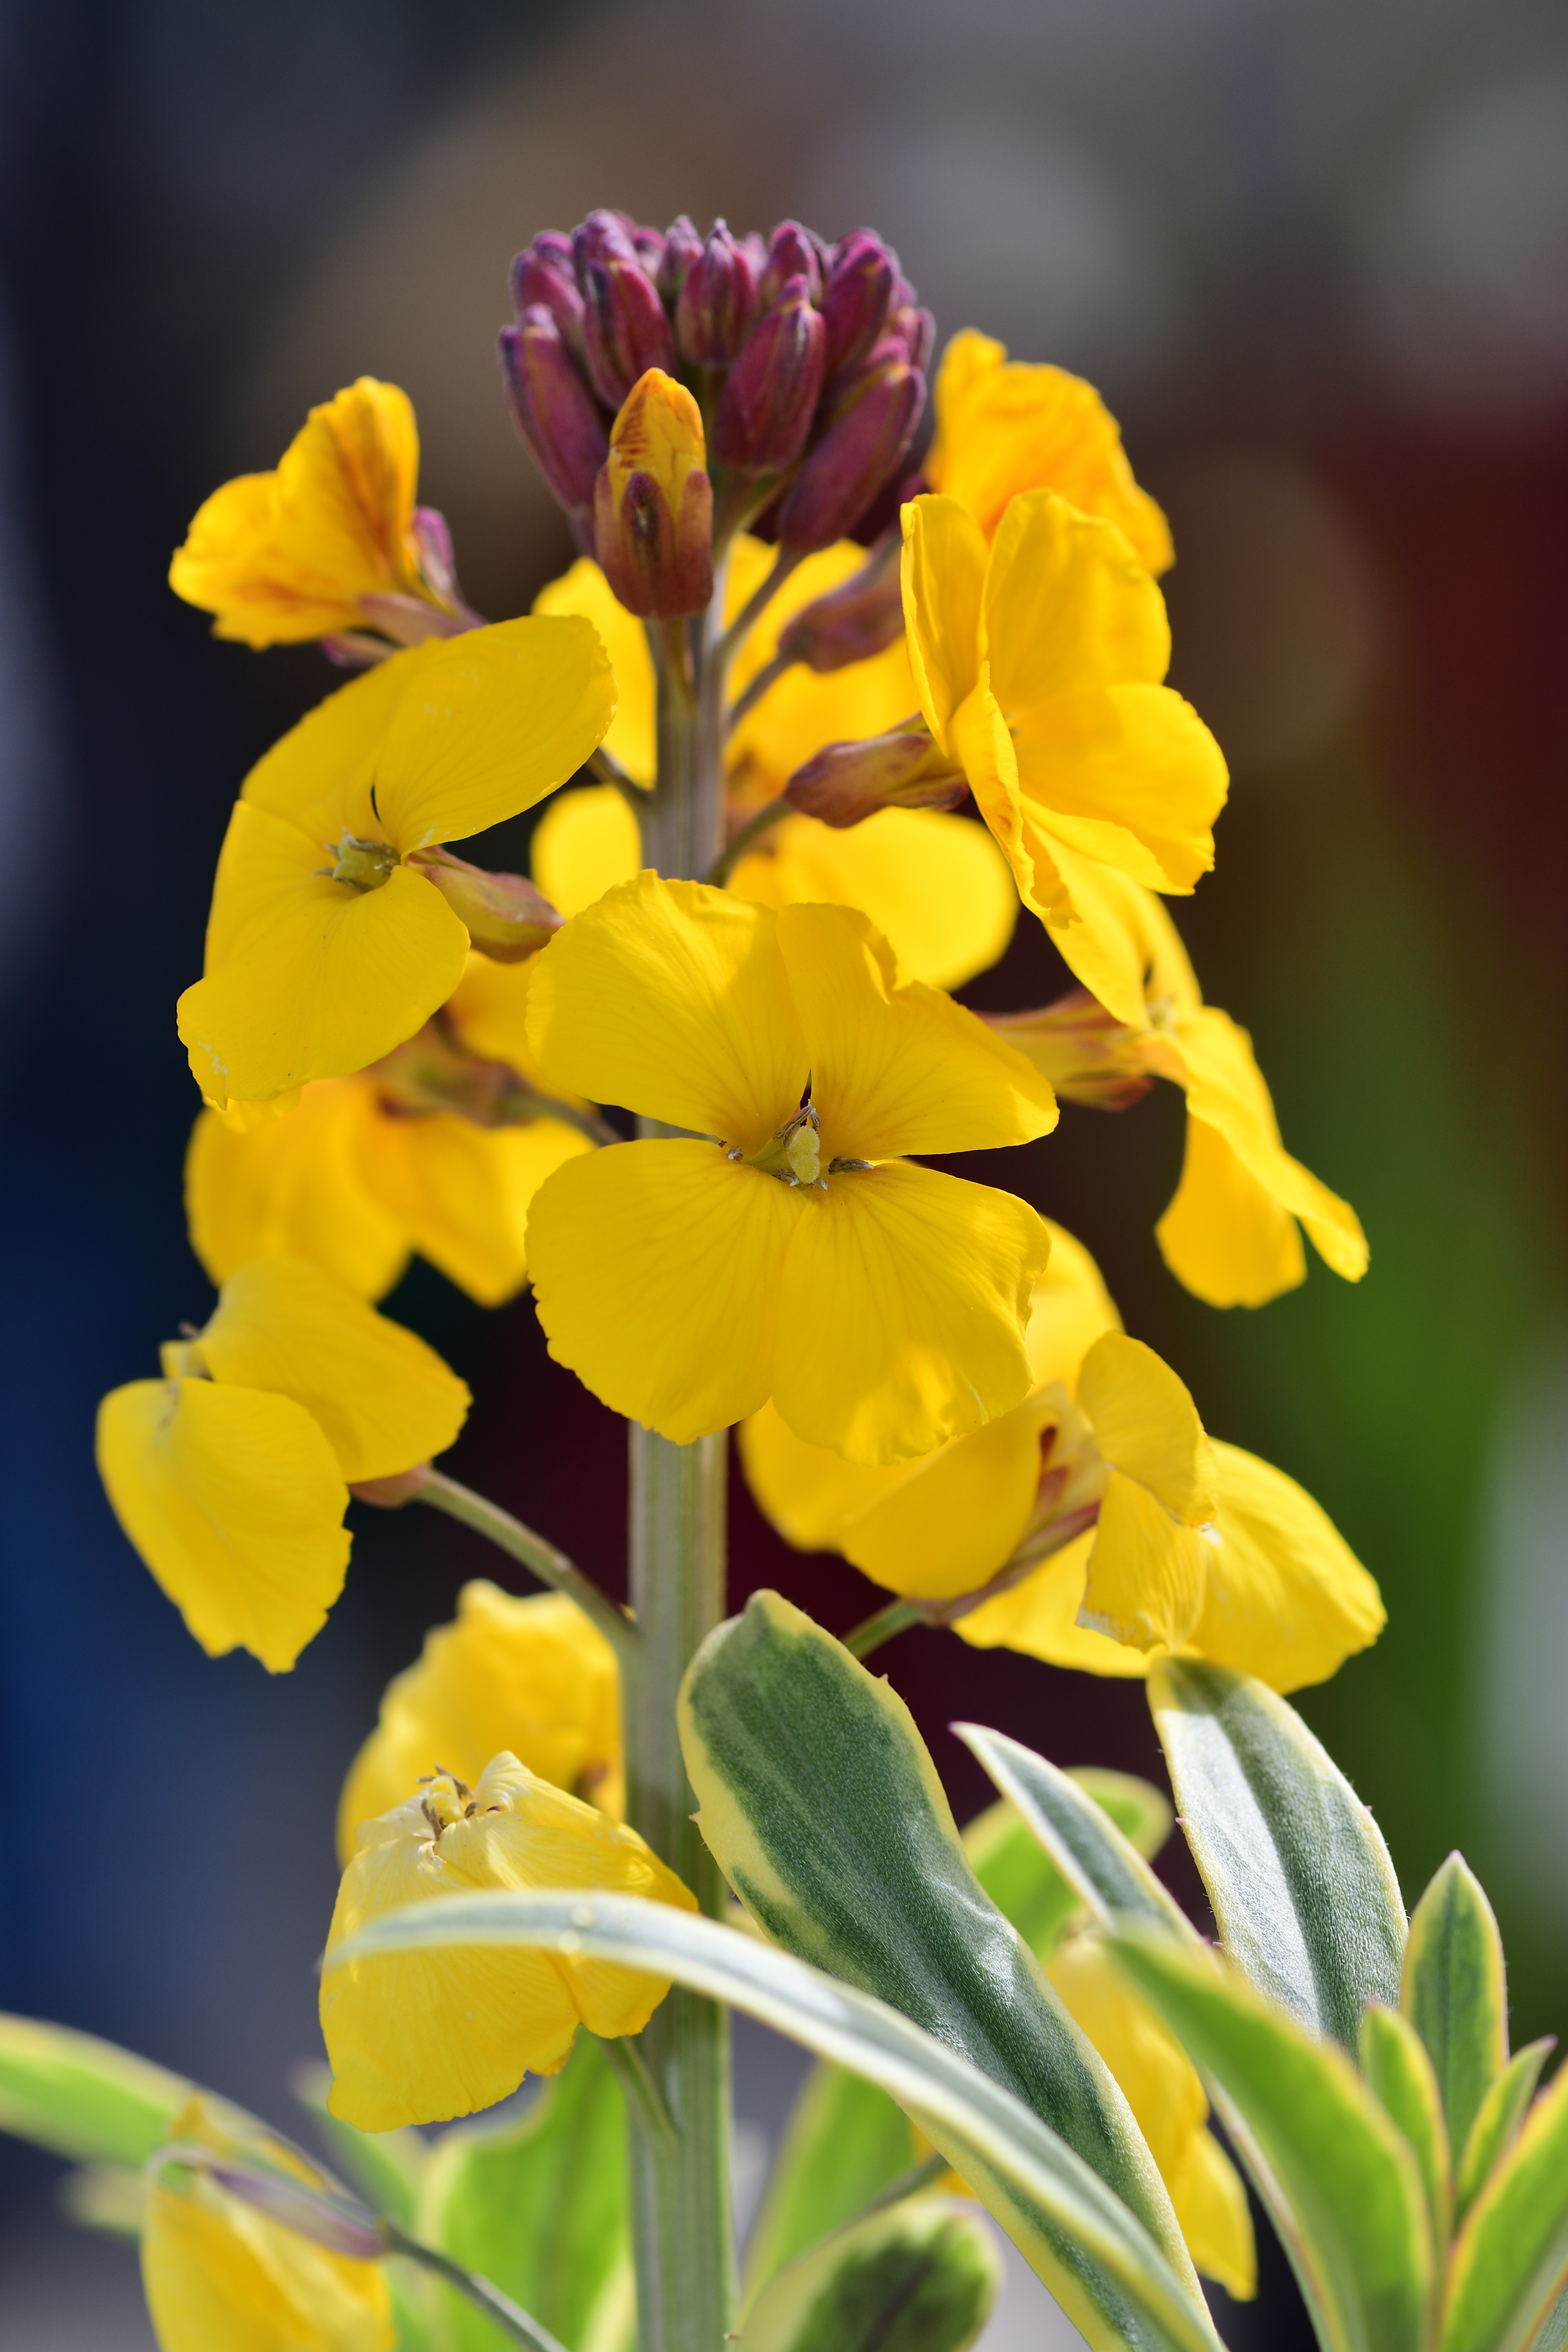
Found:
[2,0,1566,2342]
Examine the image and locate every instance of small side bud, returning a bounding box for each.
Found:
[674,219,758,367]
[594,369,714,618]
[778,536,904,671]
[581,248,676,410]
[348,1465,434,1509]
[711,278,826,472]
[821,230,899,378]
[658,212,704,303]
[498,313,609,528]
[510,232,585,355]
[983,989,1160,1109]
[784,720,967,827]
[759,219,823,308]
[775,360,925,551]
[405,846,565,960]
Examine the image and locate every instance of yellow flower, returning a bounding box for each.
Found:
[1046,1934,1254,2301]
[991,872,1368,1307]
[176,620,615,1108]
[320,1755,695,2131]
[169,379,445,650]
[143,2098,392,2352]
[185,958,592,1306]
[534,557,655,786]
[901,489,1229,1030]
[96,1256,469,1671]
[927,330,1174,571]
[338,1581,623,1861]
[523,873,1056,1463]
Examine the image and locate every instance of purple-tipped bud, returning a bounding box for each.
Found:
[785,721,967,828]
[659,214,704,303]
[572,209,640,272]
[630,223,667,275]
[498,312,609,521]
[675,220,758,367]
[511,233,586,356]
[775,360,925,551]
[884,304,936,374]
[759,220,822,309]
[581,251,676,409]
[821,231,898,379]
[712,279,826,472]
[778,539,904,671]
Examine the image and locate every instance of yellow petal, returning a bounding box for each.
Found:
[526,873,806,1145]
[337,1582,623,1862]
[770,1162,1051,1465]
[526,1142,804,1443]
[1155,1113,1308,1309]
[927,330,1174,570]
[198,1254,470,1481]
[985,490,1171,704]
[775,901,1057,1160]
[1187,1441,1385,1692]
[1079,1468,1209,1653]
[1015,686,1228,895]
[185,1083,410,1301]
[96,1378,349,1672]
[954,1530,1149,1675]
[144,2168,392,2352]
[900,494,989,749]
[1075,1333,1215,1521]
[365,1112,590,1307]
[1168,2126,1257,2301]
[180,809,470,1104]
[534,556,655,786]
[237,649,414,843]
[1026,1220,1124,1389]
[731,806,1016,990]
[530,782,643,916]
[1020,833,1170,1033]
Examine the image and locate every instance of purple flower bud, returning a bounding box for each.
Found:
[885,304,936,374]
[659,214,704,303]
[510,233,585,356]
[759,220,822,309]
[630,223,667,276]
[821,230,898,379]
[775,360,925,551]
[785,721,967,827]
[581,251,676,409]
[778,539,905,671]
[572,209,640,273]
[711,279,826,472]
[675,220,758,368]
[498,311,609,522]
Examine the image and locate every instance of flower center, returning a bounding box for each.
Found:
[327,832,398,892]
[734,1092,870,1189]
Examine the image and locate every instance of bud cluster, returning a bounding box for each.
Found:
[499,211,933,613]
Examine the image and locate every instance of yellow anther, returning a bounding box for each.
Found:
[785,1124,821,1185]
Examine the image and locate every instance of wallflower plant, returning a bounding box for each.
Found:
[8,200,1563,2352]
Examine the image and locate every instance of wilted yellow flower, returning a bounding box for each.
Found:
[185,957,592,1305]
[1046,1934,1254,2301]
[901,489,1228,1030]
[169,379,448,651]
[524,874,1056,1464]
[96,1256,469,1671]
[338,1582,623,1861]
[927,330,1173,571]
[991,873,1367,1308]
[143,2097,392,2352]
[321,1755,695,2131]
[176,621,615,1108]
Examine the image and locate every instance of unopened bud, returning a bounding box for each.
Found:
[675,219,758,367]
[712,279,826,472]
[983,989,1158,1110]
[759,219,823,309]
[775,360,925,551]
[581,248,675,410]
[594,369,714,617]
[884,303,937,374]
[510,232,585,356]
[405,846,565,960]
[658,213,704,303]
[202,2161,387,2263]
[821,230,898,379]
[572,209,639,270]
[630,222,666,276]
[498,312,608,526]
[784,720,967,827]
[348,1465,436,1509]
[778,537,903,671]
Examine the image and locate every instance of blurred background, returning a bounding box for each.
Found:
[2,0,1566,2343]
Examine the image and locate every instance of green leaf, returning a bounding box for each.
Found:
[955,1728,1189,1940]
[0,2013,199,2165]
[744,2062,918,2300]
[678,1592,1211,2349]
[337,1889,1225,2352]
[1456,2042,1555,2228]
[1147,1661,1406,2044]
[1109,1930,1434,2352]
[740,2194,1002,2352]
[1359,2004,1451,2249]
[1440,2060,1568,2352]
[419,2033,632,2352]
[1403,1856,1508,2164]
[292,2060,427,2232]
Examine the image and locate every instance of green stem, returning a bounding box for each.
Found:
[845,1502,1104,1661]
[725,648,795,734]
[704,795,789,887]
[410,1469,635,1662]
[384,2222,570,2352]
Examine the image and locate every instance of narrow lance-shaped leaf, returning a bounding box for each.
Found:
[678,1592,1215,2352]
[740,2196,1001,2352]
[336,1890,1225,2352]
[1403,1856,1508,2165]
[1441,2059,1568,2352]
[1109,1929,1435,2352]
[1148,1661,1406,2045]
[1359,2004,1451,2251]
[1456,2041,1556,2229]
[955,1727,1191,1939]
[0,2014,196,2167]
